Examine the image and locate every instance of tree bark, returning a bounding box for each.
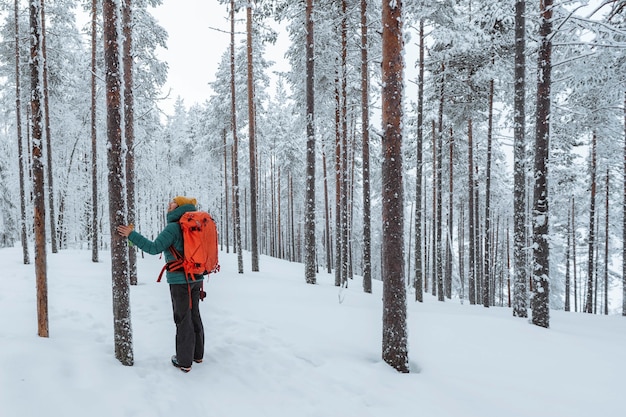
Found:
[603,170,609,315]
[513,0,528,318]
[468,119,476,305]
[531,0,553,328]
[123,0,137,285]
[246,3,259,272]
[565,198,572,312]
[104,0,133,365]
[484,77,494,308]
[41,2,57,254]
[361,0,372,294]
[446,127,454,299]
[15,0,30,265]
[436,64,444,302]
[230,0,243,273]
[91,0,99,263]
[304,0,316,284]
[30,0,48,338]
[586,133,597,314]
[414,18,424,302]
[381,0,408,374]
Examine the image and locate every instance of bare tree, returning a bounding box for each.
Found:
[483,76,494,308]
[246,2,259,272]
[361,0,372,293]
[304,0,317,284]
[41,1,57,254]
[565,198,572,312]
[381,0,409,373]
[30,0,48,338]
[513,0,528,318]
[15,0,30,265]
[123,0,138,285]
[91,0,99,263]
[230,0,243,273]
[585,133,597,314]
[468,119,476,305]
[603,170,609,315]
[531,0,553,328]
[414,18,425,302]
[104,0,133,365]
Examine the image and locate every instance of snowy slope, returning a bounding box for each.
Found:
[1,246,624,417]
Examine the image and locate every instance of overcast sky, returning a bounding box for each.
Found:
[150,0,231,112]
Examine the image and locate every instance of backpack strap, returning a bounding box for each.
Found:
[156,246,202,310]
[156,246,184,282]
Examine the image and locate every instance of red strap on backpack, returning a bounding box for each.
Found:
[156,246,203,309]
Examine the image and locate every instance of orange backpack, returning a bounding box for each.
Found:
[157,211,220,284]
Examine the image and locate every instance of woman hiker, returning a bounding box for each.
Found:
[117,196,205,373]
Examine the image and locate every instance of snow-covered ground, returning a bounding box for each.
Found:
[1,246,624,417]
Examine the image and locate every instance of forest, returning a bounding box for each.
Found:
[0,0,625,368]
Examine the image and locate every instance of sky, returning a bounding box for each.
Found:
[150,0,289,114]
[1,245,625,416]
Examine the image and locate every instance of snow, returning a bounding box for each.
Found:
[1,246,624,417]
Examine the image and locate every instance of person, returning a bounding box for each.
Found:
[117,196,204,373]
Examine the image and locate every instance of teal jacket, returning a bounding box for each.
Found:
[127,204,201,285]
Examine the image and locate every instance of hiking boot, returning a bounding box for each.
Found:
[171,356,191,373]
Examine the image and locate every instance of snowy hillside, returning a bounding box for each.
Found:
[1,247,624,417]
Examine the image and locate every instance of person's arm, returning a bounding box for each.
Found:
[117,223,177,255]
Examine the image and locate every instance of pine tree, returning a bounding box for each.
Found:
[30,0,48,338]
[91,0,99,263]
[15,0,30,265]
[513,0,528,318]
[381,0,408,374]
[104,0,133,365]
[123,0,138,285]
[531,0,552,328]
[304,0,317,284]
[246,2,259,272]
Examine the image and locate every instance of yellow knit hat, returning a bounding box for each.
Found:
[173,196,197,207]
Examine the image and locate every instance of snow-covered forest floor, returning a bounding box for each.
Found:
[1,246,624,417]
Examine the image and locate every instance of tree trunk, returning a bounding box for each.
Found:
[361,0,372,294]
[246,3,259,272]
[446,127,454,299]
[414,18,424,302]
[304,0,316,284]
[91,0,99,263]
[339,0,349,287]
[432,120,437,297]
[468,119,476,305]
[622,91,626,317]
[322,144,332,273]
[381,0,408,374]
[586,133,597,313]
[334,68,342,287]
[513,0,528,318]
[230,0,243,273]
[123,0,137,285]
[484,77,494,308]
[572,198,578,312]
[531,0,553,328]
[436,64,444,302]
[603,170,609,315]
[104,0,133,365]
[15,0,30,265]
[30,0,48,338]
[41,2,57,254]
[223,129,230,252]
[565,198,572,312]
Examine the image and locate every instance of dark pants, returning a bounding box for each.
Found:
[169,281,204,368]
